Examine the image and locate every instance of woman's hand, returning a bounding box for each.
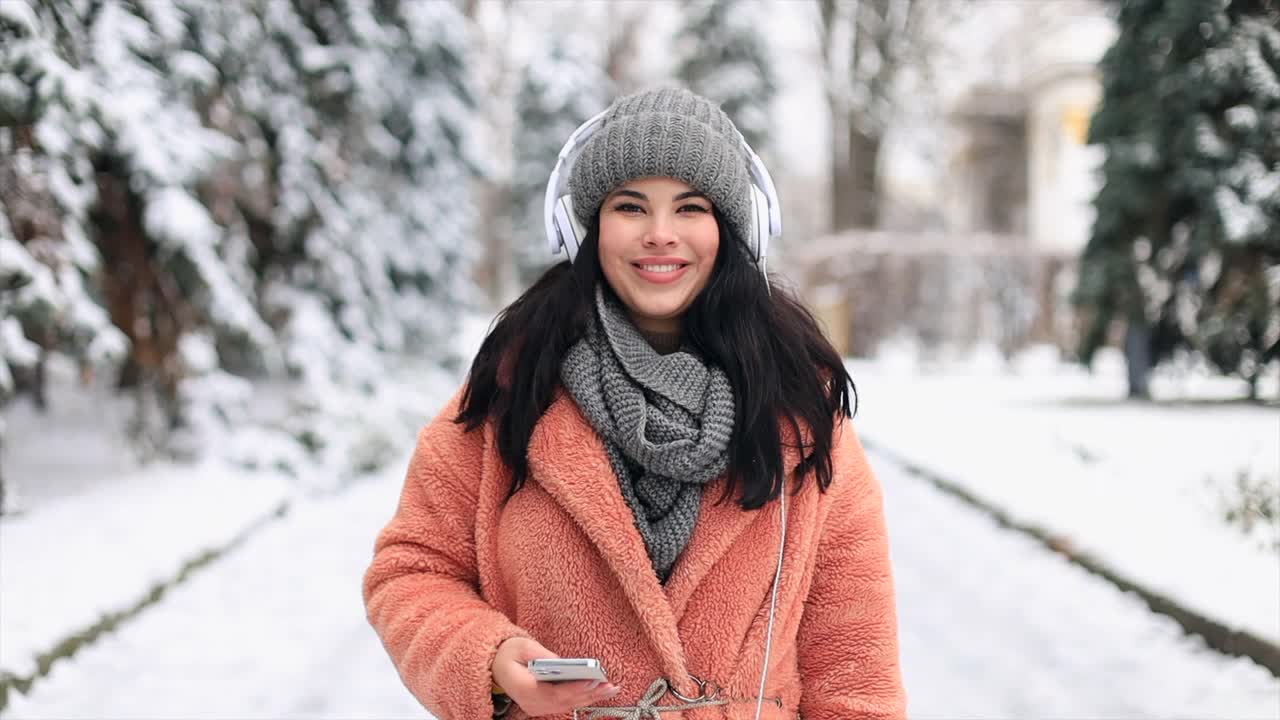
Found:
[491,637,621,717]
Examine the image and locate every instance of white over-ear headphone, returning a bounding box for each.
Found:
[542,108,783,275]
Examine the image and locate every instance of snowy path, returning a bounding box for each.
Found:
[885,450,1280,719]
[6,451,1279,719]
[0,459,292,681]
[3,471,424,719]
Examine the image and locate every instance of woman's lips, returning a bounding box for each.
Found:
[631,262,690,284]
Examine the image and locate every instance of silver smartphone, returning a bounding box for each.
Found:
[527,658,609,683]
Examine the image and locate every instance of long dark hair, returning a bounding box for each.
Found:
[457,213,857,510]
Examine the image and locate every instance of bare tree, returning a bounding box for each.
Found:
[817,0,943,231]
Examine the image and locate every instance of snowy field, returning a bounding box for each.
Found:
[2,336,1277,718]
[849,340,1280,647]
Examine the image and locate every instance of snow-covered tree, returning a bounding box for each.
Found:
[203,0,485,477]
[510,34,612,287]
[179,0,483,359]
[0,0,221,449]
[1077,0,1280,398]
[1,0,487,479]
[1185,6,1280,398]
[675,0,777,152]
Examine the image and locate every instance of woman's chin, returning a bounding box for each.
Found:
[630,302,688,328]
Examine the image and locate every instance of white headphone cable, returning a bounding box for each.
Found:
[754,483,787,720]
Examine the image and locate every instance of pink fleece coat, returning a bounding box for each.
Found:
[363,386,906,720]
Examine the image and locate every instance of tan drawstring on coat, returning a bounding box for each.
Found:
[572,676,782,719]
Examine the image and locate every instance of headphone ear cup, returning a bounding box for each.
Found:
[553,196,587,263]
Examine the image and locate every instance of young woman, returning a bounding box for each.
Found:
[363,87,906,720]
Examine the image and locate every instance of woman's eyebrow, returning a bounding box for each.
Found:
[609,189,709,202]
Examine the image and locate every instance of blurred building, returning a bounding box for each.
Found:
[1023,7,1118,255]
[944,0,1116,251]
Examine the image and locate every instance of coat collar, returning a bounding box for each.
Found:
[527,391,795,687]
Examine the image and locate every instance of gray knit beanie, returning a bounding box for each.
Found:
[568,87,754,248]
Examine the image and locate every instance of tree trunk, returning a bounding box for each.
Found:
[1124,319,1152,399]
[478,181,517,306]
[31,349,47,410]
[94,156,184,430]
[830,119,882,232]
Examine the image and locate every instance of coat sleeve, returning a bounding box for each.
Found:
[363,388,531,719]
[796,419,908,719]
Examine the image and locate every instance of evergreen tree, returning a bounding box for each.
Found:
[180,0,482,360]
[675,0,776,151]
[1,0,487,476]
[1183,3,1280,398]
[510,34,612,288]
[1077,0,1279,398]
[0,0,250,451]
[137,0,486,476]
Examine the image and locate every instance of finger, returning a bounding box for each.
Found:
[547,680,598,706]
[579,682,620,702]
[554,679,600,695]
[593,683,620,699]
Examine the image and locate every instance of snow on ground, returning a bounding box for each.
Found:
[3,463,424,719]
[0,457,290,682]
[4,358,153,513]
[886,444,1280,719]
[0,357,295,683]
[6,443,1278,718]
[849,340,1280,646]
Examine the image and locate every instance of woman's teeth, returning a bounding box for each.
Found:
[638,264,682,272]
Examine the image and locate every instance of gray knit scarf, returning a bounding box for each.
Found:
[561,287,735,582]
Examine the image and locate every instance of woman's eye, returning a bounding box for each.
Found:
[679,204,710,213]
[614,202,644,213]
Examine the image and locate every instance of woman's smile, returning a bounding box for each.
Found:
[630,257,692,284]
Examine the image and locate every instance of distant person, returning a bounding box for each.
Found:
[363,87,906,720]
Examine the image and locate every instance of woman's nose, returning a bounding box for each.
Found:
[643,213,678,247]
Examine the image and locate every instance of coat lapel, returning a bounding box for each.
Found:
[528,392,810,686]
[528,392,689,686]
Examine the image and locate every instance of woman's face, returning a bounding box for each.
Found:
[596,176,720,334]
